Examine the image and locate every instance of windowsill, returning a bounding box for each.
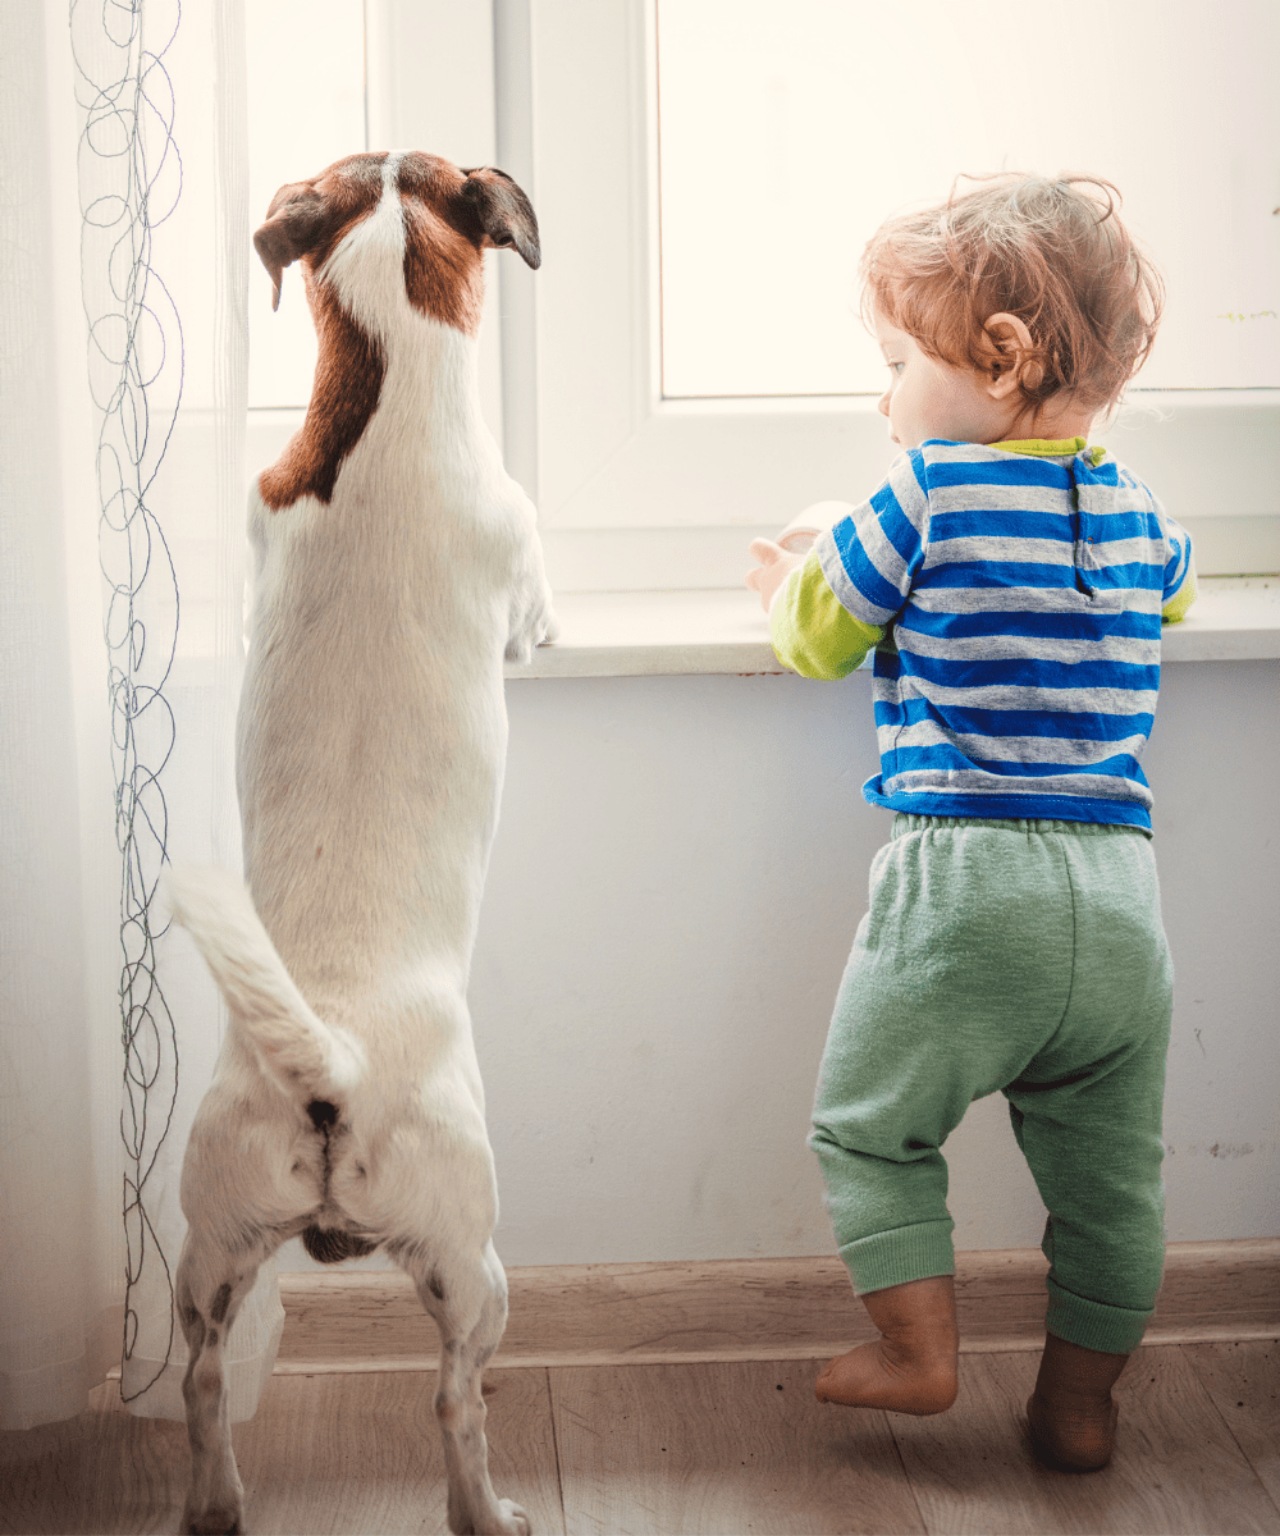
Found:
[505,576,1280,681]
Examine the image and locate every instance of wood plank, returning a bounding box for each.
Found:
[0,1384,185,1536]
[1184,1341,1280,1508]
[886,1345,1280,1536]
[0,1370,563,1536]
[550,1356,925,1536]
[6,1345,1279,1536]
[236,1368,564,1535]
[275,1239,1280,1372]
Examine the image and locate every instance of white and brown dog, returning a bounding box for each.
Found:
[166,151,554,1536]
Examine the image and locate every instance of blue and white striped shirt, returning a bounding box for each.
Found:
[770,438,1196,830]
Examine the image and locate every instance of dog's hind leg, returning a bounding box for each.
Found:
[175,1225,276,1536]
[404,1241,530,1536]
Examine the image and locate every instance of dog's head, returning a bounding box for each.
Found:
[253,150,539,334]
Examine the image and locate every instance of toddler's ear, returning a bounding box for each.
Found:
[983,312,1043,397]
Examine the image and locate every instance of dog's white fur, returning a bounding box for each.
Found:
[169,153,553,1536]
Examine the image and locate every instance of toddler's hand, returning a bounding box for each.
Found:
[746,539,803,613]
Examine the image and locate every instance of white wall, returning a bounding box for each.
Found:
[282,658,1280,1271]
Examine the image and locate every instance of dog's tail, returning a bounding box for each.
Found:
[164,865,365,1103]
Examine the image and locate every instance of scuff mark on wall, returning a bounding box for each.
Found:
[1173,1140,1267,1160]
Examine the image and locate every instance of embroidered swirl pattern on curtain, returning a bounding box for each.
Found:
[71,0,185,1404]
[70,0,284,1420]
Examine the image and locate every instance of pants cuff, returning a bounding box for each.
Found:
[1045,1276,1152,1355]
[837,1220,955,1296]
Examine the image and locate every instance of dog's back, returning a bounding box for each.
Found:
[239,156,539,1021]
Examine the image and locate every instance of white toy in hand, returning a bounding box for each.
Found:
[746,500,854,612]
[776,499,855,552]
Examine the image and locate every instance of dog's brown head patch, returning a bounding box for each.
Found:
[256,151,540,326]
[255,154,390,512]
[456,166,541,269]
[254,151,540,511]
[253,153,388,311]
[397,153,540,333]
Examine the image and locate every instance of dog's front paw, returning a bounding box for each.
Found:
[505,609,557,664]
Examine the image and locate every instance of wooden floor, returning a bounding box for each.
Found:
[3,1342,1278,1535]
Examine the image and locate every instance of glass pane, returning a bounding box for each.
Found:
[246,0,366,408]
[657,0,1279,397]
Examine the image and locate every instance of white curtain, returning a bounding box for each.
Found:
[0,0,282,1430]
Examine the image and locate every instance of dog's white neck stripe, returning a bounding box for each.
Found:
[321,159,411,346]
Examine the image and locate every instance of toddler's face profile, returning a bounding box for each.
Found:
[874,312,1013,449]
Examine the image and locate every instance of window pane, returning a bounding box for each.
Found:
[246,0,366,408]
[657,0,1279,398]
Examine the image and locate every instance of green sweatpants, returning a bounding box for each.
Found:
[810,815,1174,1356]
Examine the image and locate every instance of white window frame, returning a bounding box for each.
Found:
[509,0,1279,591]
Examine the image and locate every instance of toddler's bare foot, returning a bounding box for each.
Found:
[1026,1333,1128,1472]
[816,1275,958,1415]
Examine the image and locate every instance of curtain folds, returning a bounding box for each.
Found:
[0,0,282,1430]
[0,1,120,1433]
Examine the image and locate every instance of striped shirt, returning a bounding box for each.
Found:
[770,437,1197,830]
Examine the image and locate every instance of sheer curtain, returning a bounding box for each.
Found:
[0,0,282,1430]
[0,0,119,1433]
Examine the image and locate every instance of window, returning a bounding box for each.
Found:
[246,0,367,411]
[245,1,1279,588]
[520,0,1279,588]
[657,0,1278,399]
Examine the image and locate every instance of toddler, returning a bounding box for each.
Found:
[746,174,1196,1472]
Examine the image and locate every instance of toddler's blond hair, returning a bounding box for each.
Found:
[861,174,1164,414]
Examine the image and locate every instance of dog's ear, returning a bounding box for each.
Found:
[457,168,541,270]
[253,182,334,311]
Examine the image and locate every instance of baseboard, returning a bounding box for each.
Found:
[272,1238,1280,1374]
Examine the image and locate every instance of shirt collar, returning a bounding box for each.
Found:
[990,436,1106,466]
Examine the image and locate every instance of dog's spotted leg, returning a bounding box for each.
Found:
[175,1228,272,1536]
[407,1241,530,1536]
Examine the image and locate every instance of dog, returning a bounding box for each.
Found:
[166,150,555,1536]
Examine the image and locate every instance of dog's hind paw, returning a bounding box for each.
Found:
[182,1503,244,1535]
[495,1501,531,1536]
[449,1499,530,1536]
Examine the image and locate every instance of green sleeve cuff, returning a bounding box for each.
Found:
[770,548,885,679]
[1162,560,1198,625]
